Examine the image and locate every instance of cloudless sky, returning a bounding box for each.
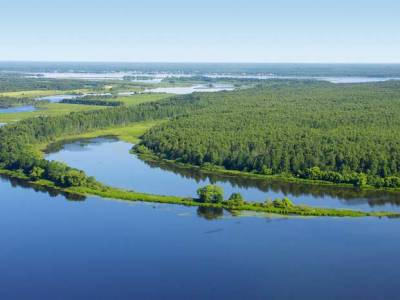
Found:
[0,0,399,62]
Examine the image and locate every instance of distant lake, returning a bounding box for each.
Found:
[46,137,400,212]
[0,105,36,114]
[28,71,400,84]
[144,84,235,94]
[35,94,81,103]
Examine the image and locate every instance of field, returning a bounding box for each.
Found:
[113,93,170,105]
[0,93,172,123]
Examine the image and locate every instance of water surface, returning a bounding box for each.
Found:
[0,105,36,113]
[29,71,400,84]
[0,175,400,300]
[46,137,400,212]
[144,84,235,94]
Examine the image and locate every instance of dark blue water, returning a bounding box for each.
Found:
[0,176,399,300]
[0,105,36,113]
[46,137,400,212]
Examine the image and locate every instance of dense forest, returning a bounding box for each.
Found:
[1,79,400,190]
[139,80,400,188]
[60,98,124,106]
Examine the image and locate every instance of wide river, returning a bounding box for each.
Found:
[1,137,400,299]
[1,170,400,299]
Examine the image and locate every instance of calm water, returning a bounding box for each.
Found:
[36,94,81,103]
[1,175,400,300]
[0,105,36,114]
[31,71,400,84]
[144,84,235,94]
[45,137,400,212]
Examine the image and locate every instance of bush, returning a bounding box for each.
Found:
[197,185,224,203]
[228,193,244,206]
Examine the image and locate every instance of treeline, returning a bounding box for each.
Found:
[0,93,206,187]
[0,74,104,92]
[139,80,400,188]
[60,99,124,106]
[0,96,47,108]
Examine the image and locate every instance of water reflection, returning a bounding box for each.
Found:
[197,206,224,220]
[142,156,400,208]
[0,174,86,201]
[45,137,400,212]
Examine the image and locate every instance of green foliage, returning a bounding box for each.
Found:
[0,73,104,92]
[0,93,205,188]
[0,96,47,108]
[139,81,400,188]
[29,166,45,180]
[197,185,224,203]
[60,98,124,107]
[228,193,245,206]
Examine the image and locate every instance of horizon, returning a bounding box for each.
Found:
[1,61,400,65]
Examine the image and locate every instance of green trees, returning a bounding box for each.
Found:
[197,185,224,203]
[2,80,400,190]
[139,81,400,189]
[29,166,45,180]
[228,193,244,206]
[0,93,201,188]
[60,99,124,107]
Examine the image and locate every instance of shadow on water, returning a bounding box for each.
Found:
[44,136,400,211]
[142,157,400,208]
[44,136,119,154]
[0,174,86,202]
[197,206,224,220]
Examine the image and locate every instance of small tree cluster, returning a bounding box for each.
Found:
[197,185,224,203]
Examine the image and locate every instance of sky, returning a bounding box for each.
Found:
[0,0,399,63]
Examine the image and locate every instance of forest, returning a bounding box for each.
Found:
[1,79,400,190]
[60,98,124,106]
[0,93,203,187]
[139,80,400,188]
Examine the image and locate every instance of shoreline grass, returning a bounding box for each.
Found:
[1,168,399,218]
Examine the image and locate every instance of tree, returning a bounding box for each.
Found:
[197,185,224,203]
[228,193,244,206]
[29,166,45,180]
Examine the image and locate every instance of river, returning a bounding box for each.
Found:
[1,137,400,299]
[45,137,400,212]
[1,173,400,299]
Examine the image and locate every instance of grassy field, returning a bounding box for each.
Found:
[0,89,88,98]
[0,93,170,124]
[114,93,170,106]
[37,120,164,152]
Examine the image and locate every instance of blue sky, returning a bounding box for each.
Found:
[1,0,399,62]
